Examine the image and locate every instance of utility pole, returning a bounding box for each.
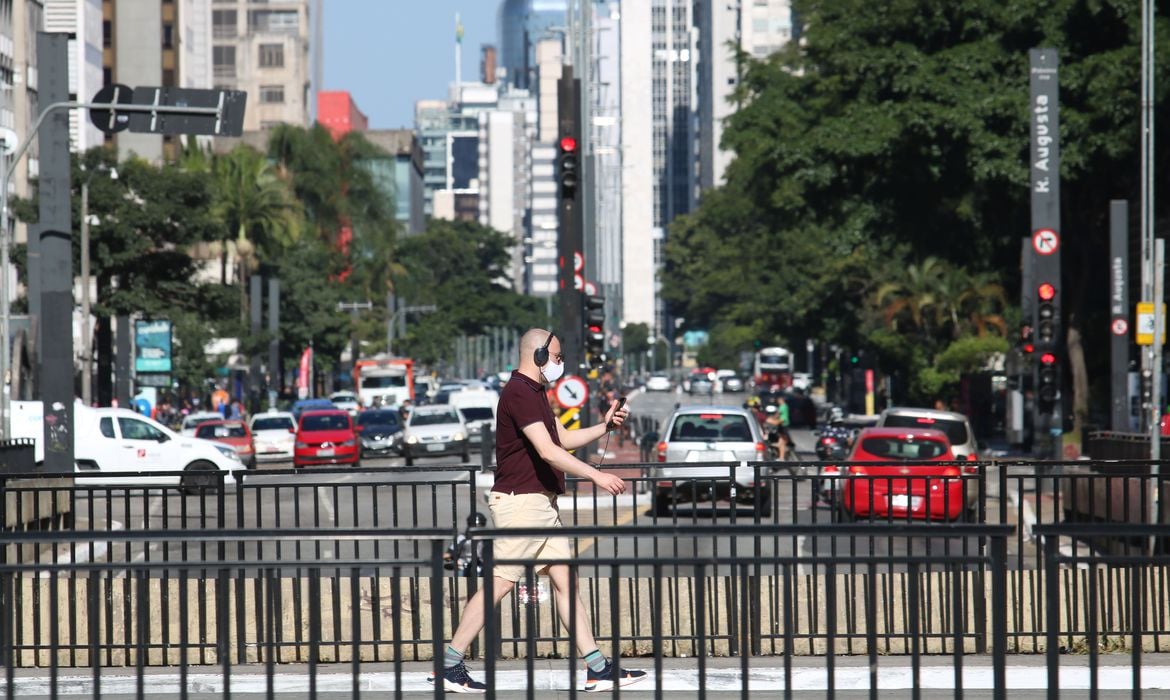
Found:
[338,301,374,377]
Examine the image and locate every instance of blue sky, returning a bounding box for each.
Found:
[323,1,500,129]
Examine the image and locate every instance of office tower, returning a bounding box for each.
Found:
[498,0,566,90]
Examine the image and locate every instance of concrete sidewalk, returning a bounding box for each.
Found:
[7,655,1170,698]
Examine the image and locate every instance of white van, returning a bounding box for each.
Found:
[12,401,245,492]
[448,389,499,446]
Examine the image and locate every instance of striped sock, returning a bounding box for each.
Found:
[444,645,464,669]
[584,649,607,673]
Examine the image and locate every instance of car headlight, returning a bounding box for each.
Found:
[406,435,419,444]
[339,439,356,447]
[452,431,466,441]
[215,444,242,462]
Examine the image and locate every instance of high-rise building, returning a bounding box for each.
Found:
[3,0,43,250]
[619,0,656,331]
[478,88,534,291]
[44,0,104,154]
[103,0,197,161]
[317,90,368,139]
[498,0,566,90]
[210,0,312,132]
[362,130,426,236]
[697,0,794,190]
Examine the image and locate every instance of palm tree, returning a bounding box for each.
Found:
[873,256,947,337]
[211,145,298,323]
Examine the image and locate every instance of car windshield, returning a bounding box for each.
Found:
[357,411,400,428]
[253,416,294,431]
[882,415,969,446]
[859,437,949,461]
[361,375,405,389]
[459,407,494,421]
[197,424,247,439]
[411,411,460,426]
[669,414,754,442]
[302,414,350,431]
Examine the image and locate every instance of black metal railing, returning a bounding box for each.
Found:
[1038,523,1170,700]
[0,524,1013,699]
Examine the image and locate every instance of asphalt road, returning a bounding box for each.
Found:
[52,388,1030,573]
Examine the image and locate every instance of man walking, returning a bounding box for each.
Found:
[430,328,647,693]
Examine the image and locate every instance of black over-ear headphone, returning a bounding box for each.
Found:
[534,331,555,367]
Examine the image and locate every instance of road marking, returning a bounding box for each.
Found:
[317,486,336,523]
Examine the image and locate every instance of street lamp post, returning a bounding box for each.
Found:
[79,165,116,407]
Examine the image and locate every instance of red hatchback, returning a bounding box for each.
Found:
[294,409,360,468]
[194,419,256,469]
[839,427,977,521]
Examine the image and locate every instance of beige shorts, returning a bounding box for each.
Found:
[487,491,572,582]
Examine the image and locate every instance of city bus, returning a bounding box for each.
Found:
[753,347,793,391]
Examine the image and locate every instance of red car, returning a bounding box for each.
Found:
[293,409,361,468]
[838,427,977,521]
[194,419,256,469]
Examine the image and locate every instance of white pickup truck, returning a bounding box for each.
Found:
[11,401,245,492]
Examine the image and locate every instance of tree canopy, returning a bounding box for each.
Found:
[663,0,1170,408]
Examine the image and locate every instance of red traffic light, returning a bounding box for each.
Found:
[1040,352,1056,365]
[1038,283,1056,301]
[559,136,578,153]
[1023,343,1035,354]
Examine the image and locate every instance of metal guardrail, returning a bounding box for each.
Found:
[1038,523,1170,700]
[0,525,1013,699]
[2,461,1170,673]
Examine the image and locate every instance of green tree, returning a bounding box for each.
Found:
[664,0,1170,414]
[396,220,549,366]
[211,145,299,323]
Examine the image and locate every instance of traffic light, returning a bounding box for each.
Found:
[1020,324,1035,356]
[1036,283,1057,349]
[558,135,579,198]
[1038,351,1059,407]
[584,293,605,366]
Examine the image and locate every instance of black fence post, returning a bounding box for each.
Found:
[1043,533,1059,700]
[480,427,494,471]
[991,534,1007,700]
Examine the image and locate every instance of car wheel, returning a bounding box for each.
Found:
[752,491,772,517]
[181,460,218,495]
[404,449,414,466]
[836,502,854,523]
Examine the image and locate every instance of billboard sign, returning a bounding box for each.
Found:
[134,319,173,373]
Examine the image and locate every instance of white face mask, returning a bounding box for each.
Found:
[540,360,565,384]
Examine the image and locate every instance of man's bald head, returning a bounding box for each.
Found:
[520,328,555,360]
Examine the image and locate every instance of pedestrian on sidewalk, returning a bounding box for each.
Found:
[430,328,647,694]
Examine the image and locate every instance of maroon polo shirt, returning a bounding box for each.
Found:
[492,370,565,495]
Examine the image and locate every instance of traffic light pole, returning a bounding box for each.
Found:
[557,71,585,381]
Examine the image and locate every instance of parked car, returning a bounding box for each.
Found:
[329,391,361,416]
[876,407,980,461]
[402,405,469,466]
[72,405,244,493]
[249,411,297,463]
[831,427,977,522]
[293,409,361,468]
[645,373,672,392]
[194,419,256,469]
[355,409,404,458]
[652,405,770,516]
[179,411,225,437]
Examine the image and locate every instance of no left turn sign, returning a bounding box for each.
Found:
[1112,318,1128,336]
[1032,228,1059,256]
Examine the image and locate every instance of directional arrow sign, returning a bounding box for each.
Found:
[128,87,247,137]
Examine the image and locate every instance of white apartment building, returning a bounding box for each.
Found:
[210,0,312,131]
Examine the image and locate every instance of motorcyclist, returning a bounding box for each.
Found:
[816,407,854,460]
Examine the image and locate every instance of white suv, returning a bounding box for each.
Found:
[875,407,980,460]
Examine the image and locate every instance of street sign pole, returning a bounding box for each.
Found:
[0,83,247,441]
